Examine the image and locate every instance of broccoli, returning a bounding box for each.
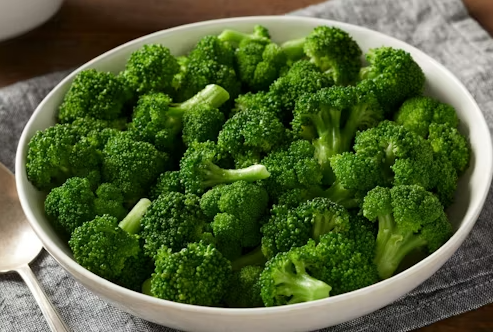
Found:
[201,181,269,258]
[261,197,350,259]
[232,91,285,122]
[428,123,470,174]
[363,185,452,279]
[259,241,332,306]
[57,69,131,124]
[188,35,236,67]
[140,191,206,258]
[182,104,225,145]
[260,140,324,201]
[394,96,459,137]
[219,25,286,91]
[269,60,334,115]
[120,44,180,96]
[150,242,231,306]
[358,47,425,113]
[102,132,168,203]
[149,171,183,200]
[281,26,362,85]
[217,108,288,167]
[68,198,152,282]
[292,85,383,182]
[224,265,264,308]
[129,84,229,151]
[45,178,130,237]
[179,141,270,195]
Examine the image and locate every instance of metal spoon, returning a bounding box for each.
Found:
[0,163,69,331]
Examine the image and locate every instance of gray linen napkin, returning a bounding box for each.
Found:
[1,0,493,331]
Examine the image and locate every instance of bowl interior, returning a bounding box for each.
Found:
[14,16,493,332]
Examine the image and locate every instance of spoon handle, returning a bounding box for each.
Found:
[17,264,70,332]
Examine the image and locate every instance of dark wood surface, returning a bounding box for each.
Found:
[1,0,493,331]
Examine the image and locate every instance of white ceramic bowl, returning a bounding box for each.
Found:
[0,0,64,42]
[15,16,493,332]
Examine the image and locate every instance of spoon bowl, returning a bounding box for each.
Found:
[0,162,69,331]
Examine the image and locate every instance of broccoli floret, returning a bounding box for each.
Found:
[150,242,231,306]
[203,181,269,252]
[120,44,180,96]
[428,123,470,174]
[57,69,131,124]
[358,47,425,113]
[430,154,458,207]
[68,198,152,281]
[269,60,334,115]
[363,185,452,279]
[281,26,362,85]
[45,177,97,236]
[182,104,225,145]
[102,132,168,203]
[219,26,286,91]
[312,232,378,295]
[276,188,318,209]
[129,84,229,151]
[261,197,350,259]
[292,85,383,182]
[259,241,331,306]
[179,141,270,195]
[149,171,184,200]
[217,109,288,167]
[260,140,324,201]
[140,191,206,258]
[94,183,128,221]
[394,96,459,137]
[225,265,264,308]
[189,35,236,67]
[210,213,243,260]
[232,91,285,121]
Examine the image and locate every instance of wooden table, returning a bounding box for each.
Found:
[1,0,492,331]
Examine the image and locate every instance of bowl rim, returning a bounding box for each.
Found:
[14,15,493,315]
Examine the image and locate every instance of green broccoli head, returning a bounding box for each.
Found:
[182,104,225,145]
[259,241,331,306]
[94,183,128,221]
[282,26,362,85]
[232,91,285,122]
[358,47,425,113]
[179,141,270,195]
[57,69,131,124]
[225,265,264,308]
[149,171,184,200]
[363,185,452,279]
[394,96,459,137]
[69,214,141,280]
[140,191,206,258]
[188,35,236,67]
[45,177,97,236]
[150,242,232,306]
[261,197,350,259]
[428,123,470,174]
[217,108,288,167]
[210,213,243,260]
[120,44,180,96]
[102,132,168,203]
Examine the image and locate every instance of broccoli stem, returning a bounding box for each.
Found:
[274,262,332,304]
[311,213,338,242]
[168,84,230,117]
[231,246,267,271]
[280,38,306,62]
[323,181,360,209]
[374,219,427,279]
[203,163,270,188]
[118,198,152,234]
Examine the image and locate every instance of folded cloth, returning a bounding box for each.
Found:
[1,0,493,331]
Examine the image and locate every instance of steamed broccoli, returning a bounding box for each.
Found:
[150,242,231,306]
[182,104,225,145]
[120,44,180,96]
[224,265,264,308]
[363,185,452,279]
[282,26,362,85]
[292,85,383,182]
[232,91,285,121]
[57,69,131,124]
[428,123,470,174]
[217,108,288,167]
[394,96,459,137]
[261,197,350,259]
[149,171,184,200]
[358,47,425,113]
[68,198,152,282]
[140,191,206,258]
[179,141,270,195]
